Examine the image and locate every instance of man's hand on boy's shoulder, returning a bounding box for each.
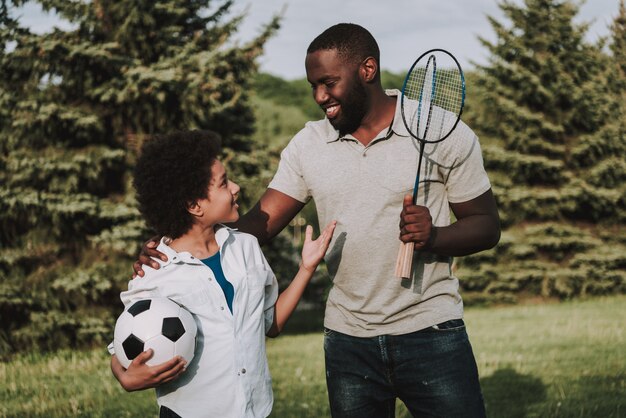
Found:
[111,350,187,391]
[132,236,168,278]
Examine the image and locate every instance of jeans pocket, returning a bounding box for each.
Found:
[323,327,335,337]
[432,318,465,331]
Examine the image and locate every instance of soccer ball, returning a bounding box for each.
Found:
[113,298,197,369]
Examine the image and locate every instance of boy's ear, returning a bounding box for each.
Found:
[187,200,203,217]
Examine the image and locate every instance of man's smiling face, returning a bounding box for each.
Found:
[305,49,369,136]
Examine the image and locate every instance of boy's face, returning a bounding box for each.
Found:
[197,159,240,225]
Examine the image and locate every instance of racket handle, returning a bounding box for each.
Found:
[394,241,414,279]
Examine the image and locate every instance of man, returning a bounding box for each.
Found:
[135,23,500,417]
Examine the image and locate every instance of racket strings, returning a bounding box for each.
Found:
[416,60,436,139]
[404,69,463,112]
[402,52,464,143]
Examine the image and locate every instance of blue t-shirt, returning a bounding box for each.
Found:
[201,252,234,313]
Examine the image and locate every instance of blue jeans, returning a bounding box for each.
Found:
[324,319,486,418]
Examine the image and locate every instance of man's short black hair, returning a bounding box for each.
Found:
[307,23,380,68]
[133,130,221,239]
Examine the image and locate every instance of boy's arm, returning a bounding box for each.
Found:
[266,221,336,337]
[110,350,187,392]
[265,262,314,338]
[111,286,187,391]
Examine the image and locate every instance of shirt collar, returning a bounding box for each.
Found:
[323,89,410,144]
[157,224,237,267]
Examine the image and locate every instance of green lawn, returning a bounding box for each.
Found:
[1,296,624,417]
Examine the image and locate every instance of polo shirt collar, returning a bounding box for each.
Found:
[323,89,410,143]
[157,224,236,267]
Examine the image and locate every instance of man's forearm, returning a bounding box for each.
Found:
[230,203,275,244]
[428,214,500,257]
[231,189,306,245]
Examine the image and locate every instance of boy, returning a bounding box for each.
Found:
[109,130,335,418]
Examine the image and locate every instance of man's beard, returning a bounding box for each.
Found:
[331,78,369,136]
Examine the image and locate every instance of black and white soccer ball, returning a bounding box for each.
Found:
[113,298,197,369]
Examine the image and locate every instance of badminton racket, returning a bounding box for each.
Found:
[395,49,465,279]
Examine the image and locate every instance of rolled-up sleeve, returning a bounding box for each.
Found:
[120,280,163,308]
[261,261,279,333]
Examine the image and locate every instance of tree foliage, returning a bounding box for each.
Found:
[459,0,626,304]
[0,0,280,356]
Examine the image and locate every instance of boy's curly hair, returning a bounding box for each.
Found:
[133,130,222,239]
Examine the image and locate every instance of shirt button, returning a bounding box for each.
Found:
[241,368,246,374]
[208,277,213,281]
[220,306,224,310]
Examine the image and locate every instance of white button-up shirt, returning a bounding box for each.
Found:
[110,226,279,418]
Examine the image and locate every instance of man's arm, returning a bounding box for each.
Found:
[233,189,306,245]
[400,188,500,256]
[133,189,305,276]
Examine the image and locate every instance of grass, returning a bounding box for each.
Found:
[1,296,624,417]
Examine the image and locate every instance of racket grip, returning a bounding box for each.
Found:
[394,241,415,279]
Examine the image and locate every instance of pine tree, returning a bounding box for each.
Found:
[609,0,626,118]
[458,0,626,303]
[0,0,279,354]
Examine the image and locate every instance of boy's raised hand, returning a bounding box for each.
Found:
[300,221,337,272]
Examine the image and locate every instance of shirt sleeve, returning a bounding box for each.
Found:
[120,279,163,308]
[260,255,279,333]
[246,235,280,332]
[267,133,310,203]
[263,277,279,333]
[442,121,492,203]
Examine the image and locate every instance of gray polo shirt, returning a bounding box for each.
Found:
[269,89,491,337]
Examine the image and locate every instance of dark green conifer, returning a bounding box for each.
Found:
[460,0,626,303]
[0,0,279,354]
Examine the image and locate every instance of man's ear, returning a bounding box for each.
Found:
[360,56,378,83]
